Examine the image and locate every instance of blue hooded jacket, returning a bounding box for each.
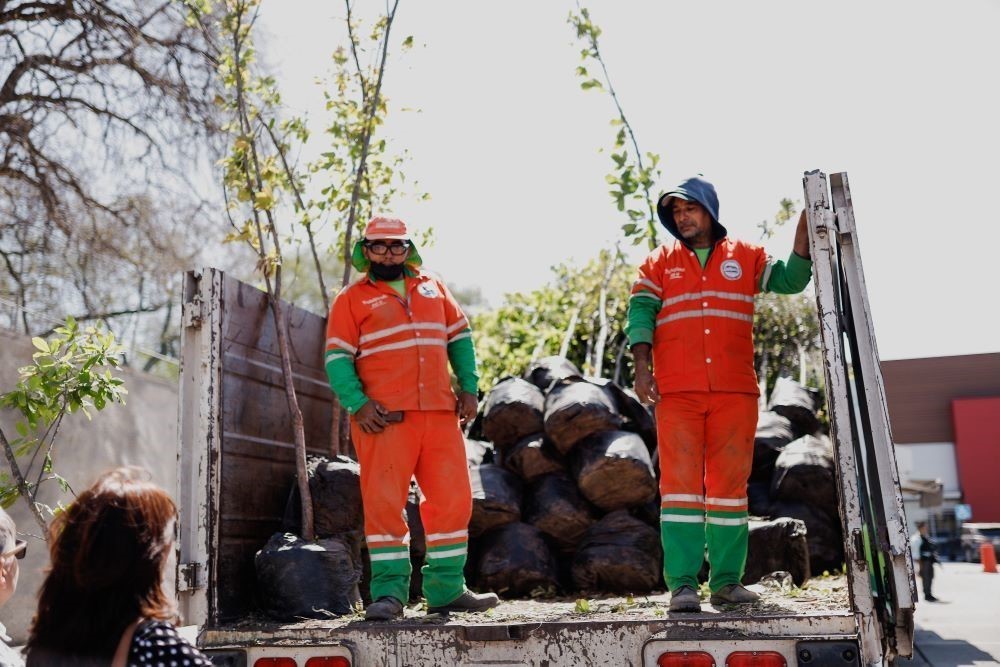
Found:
[655,176,728,245]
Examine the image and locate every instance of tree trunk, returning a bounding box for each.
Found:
[0,427,47,534]
[340,409,354,459]
[559,302,582,358]
[758,347,769,410]
[268,298,315,541]
[329,399,343,457]
[612,335,628,386]
[229,0,314,540]
[798,343,807,385]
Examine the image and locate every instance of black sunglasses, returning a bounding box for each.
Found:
[364,241,410,256]
[2,539,26,560]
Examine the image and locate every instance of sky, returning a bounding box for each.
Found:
[257,0,1000,361]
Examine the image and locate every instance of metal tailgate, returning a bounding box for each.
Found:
[804,171,916,665]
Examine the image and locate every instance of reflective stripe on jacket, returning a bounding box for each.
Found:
[326,271,470,411]
[632,238,767,395]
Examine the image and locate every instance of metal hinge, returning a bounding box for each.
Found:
[182,293,204,329]
[852,528,867,565]
[178,561,207,591]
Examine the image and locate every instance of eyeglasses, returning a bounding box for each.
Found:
[1,539,26,560]
[364,241,410,256]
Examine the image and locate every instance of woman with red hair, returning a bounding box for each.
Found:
[26,467,210,666]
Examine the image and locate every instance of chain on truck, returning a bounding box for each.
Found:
[175,171,916,667]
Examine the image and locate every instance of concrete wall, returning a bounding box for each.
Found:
[895,442,961,496]
[0,328,179,644]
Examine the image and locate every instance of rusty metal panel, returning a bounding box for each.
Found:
[202,614,857,665]
[214,273,334,621]
[829,172,915,659]
[177,269,223,628]
[804,171,916,665]
[803,172,885,666]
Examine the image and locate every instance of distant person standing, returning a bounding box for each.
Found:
[910,521,939,602]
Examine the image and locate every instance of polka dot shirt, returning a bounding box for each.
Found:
[126,620,212,667]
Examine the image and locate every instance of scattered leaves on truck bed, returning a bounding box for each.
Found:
[225,573,849,629]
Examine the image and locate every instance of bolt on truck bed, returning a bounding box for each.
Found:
[177,172,914,666]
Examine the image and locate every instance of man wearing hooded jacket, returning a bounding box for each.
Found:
[627,176,812,612]
[325,216,499,621]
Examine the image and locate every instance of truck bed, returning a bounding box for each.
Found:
[201,575,852,646]
[182,169,920,663]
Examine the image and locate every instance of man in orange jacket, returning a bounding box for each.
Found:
[627,176,812,612]
[325,216,499,621]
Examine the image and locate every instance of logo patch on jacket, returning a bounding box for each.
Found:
[362,295,390,309]
[667,267,685,280]
[417,282,441,298]
[720,259,742,280]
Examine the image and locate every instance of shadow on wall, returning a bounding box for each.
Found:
[0,328,180,644]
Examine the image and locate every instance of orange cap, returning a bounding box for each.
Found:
[364,216,408,240]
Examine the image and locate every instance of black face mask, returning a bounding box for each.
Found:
[369,262,405,281]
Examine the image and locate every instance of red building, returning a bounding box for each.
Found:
[882,353,1000,536]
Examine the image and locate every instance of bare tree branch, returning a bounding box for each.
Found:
[0,425,47,532]
[0,0,221,359]
[339,0,399,288]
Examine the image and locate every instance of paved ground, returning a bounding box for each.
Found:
[900,562,1000,667]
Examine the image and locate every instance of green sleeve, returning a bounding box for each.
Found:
[626,293,660,346]
[448,330,479,394]
[762,251,813,295]
[324,354,368,414]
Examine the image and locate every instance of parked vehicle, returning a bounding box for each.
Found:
[960,523,1000,562]
[176,171,916,665]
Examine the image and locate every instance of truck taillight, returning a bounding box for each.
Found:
[726,651,786,667]
[305,658,351,667]
[657,652,715,667]
[253,659,297,667]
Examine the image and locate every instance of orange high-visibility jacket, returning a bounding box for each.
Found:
[326,271,470,411]
[632,238,768,395]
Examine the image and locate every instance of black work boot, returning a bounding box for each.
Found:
[427,590,500,614]
[709,584,760,604]
[364,596,404,621]
[669,586,702,612]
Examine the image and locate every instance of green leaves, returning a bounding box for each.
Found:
[754,290,824,403]
[0,317,127,520]
[758,198,798,240]
[569,4,661,250]
[254,188,275,211]
[473,251,634,389]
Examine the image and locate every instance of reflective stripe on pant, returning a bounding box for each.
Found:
[656,391,757,592]
[352,410,472,607]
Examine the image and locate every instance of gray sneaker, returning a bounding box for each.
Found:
[710,584,760,605]
[669,586,702,612]
[365,596,404,621]
[427,590,500,614]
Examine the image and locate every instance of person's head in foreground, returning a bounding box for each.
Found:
[27,467,178,664]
